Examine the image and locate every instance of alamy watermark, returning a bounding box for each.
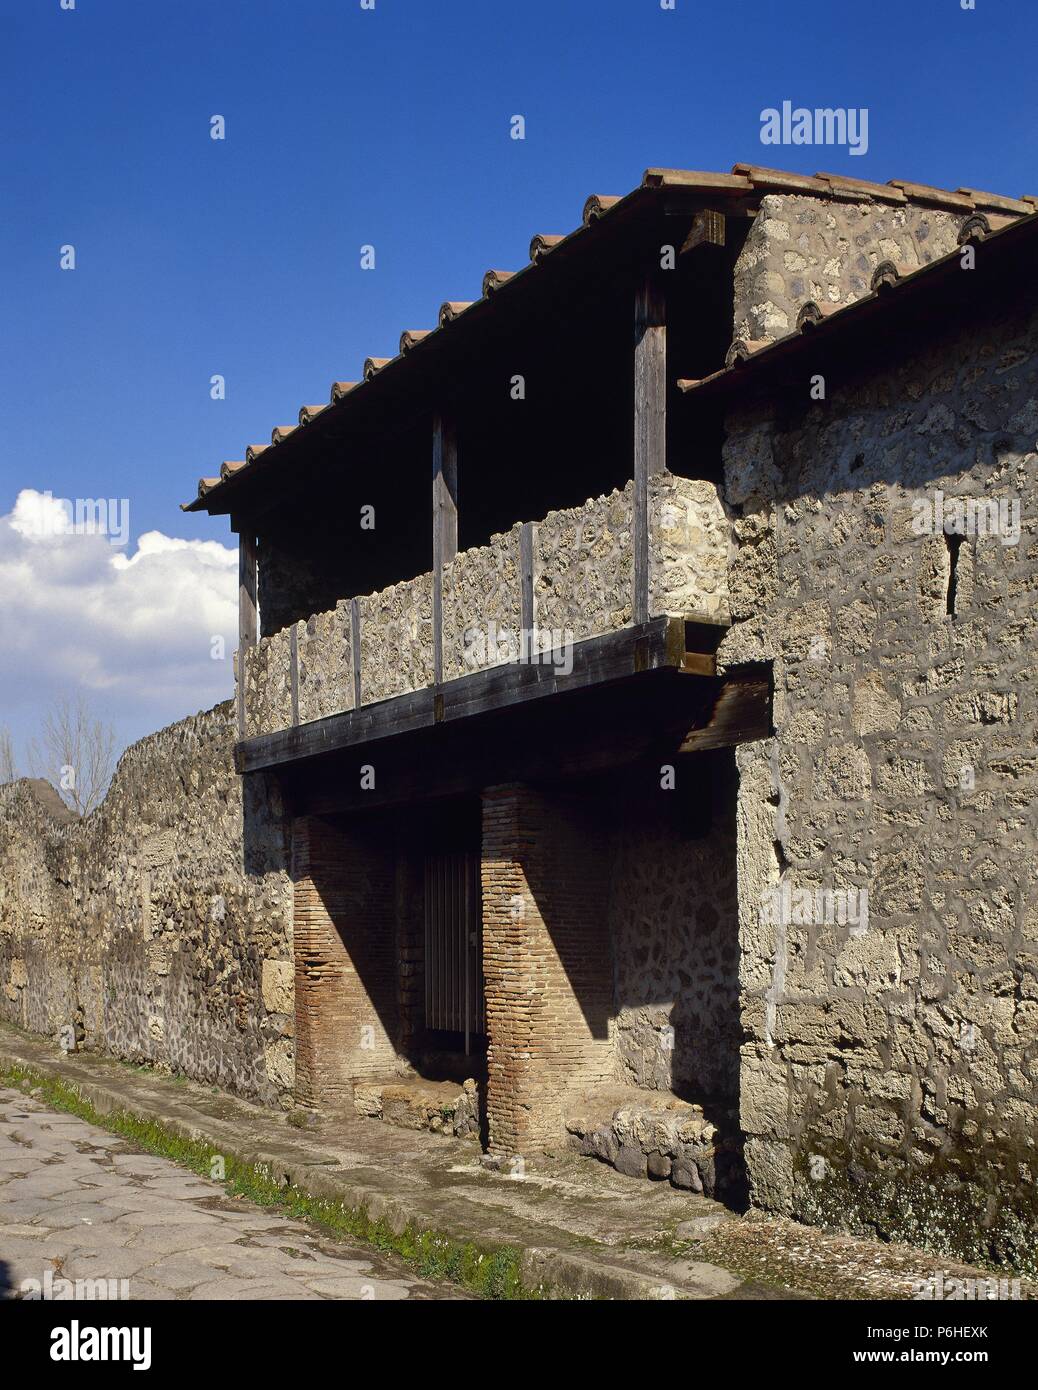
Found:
[759,883,869,935]
[760,101,869,157]
[18,491,130,547]
[21,1271,130,1300]
[463,620,574,676]
[911,1273,1021,1301]
[911,490,1021,547]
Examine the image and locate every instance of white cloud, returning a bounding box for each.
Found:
[0,489,237,760]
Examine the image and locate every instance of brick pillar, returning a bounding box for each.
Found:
[481,784,614,1155]
[292,815,399,1110]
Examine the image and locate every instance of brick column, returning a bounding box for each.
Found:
[481,784,614,1155]
[292,815,398,1110]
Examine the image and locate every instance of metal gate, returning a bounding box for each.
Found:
[424,850,485,1050]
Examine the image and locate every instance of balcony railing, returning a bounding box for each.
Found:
[238,474,730,742]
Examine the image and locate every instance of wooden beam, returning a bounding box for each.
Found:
[236,525,258,738]
[432,413,458,684]
[679,208,726,255]
[633,278,666,625]
[238,528,258,646]
[237,616,686,773]
[678,669,772,752]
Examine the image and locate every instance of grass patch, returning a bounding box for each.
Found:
[0,1061,536,1301]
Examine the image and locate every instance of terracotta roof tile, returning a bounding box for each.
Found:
[956,188,1034,215]
[482,268,516,295]
[870,260,912,291]
[957,212,991,244]
[298,404,328,426]
[330,381,358,402]
[363,356,392,379]
[642,168,752,191]
[220,460,247,480]
[724,338,770,367]
[731,164,829,196]
[582,194,621,224]
[245,444,269,464]
[795,301,840,330]
[197,476,220,494]
[399,329,432,353]
[887,179,974,211]
[813,171,906,205]
[271,425,297,445]
[529,233,565,262]
[438,301,473,325]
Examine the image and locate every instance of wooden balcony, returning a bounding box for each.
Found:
[235,475,739,775]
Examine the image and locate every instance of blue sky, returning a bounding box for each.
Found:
[0,0,1035,774]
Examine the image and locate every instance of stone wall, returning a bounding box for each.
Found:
[297,603,354,724]
[0,703,294,1105]
[733,194,972,345]
[242,629,293,737]
[610,763,740,1102]
[723,290,1038,1272]
[534,486,635,638]
[358,572,434,704]
[442,527,522,682]
[648,474,731,622]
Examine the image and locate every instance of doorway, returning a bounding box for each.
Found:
[423,848,485,1056]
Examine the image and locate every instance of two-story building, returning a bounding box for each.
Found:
[174,162,1037,1260]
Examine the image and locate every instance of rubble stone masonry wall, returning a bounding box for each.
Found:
[722,289,1038,1274]
[732,193,1000,346]
[0,703,294,1105]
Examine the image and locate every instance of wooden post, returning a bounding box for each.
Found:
[633,278,666,626]
[289,622,300,726]
[432,413,459,684]
[236,525,258,738]
[350,598,362,710]
[519,522,536,669]
[519,521,535,639]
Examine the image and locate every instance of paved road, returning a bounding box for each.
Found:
[0,1086,466,1300]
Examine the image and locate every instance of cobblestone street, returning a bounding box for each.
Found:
[0,1087,466,1301]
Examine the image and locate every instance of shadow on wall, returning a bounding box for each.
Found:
[288,755,745,1198]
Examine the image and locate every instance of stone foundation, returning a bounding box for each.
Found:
[352,1076,481,1141]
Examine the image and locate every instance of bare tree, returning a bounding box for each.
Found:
[0,725,16,784]
[28,696,116,816]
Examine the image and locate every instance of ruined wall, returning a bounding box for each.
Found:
[0,703,294,1105]
[723,292,1038,1274]
[609,764,740,1102]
